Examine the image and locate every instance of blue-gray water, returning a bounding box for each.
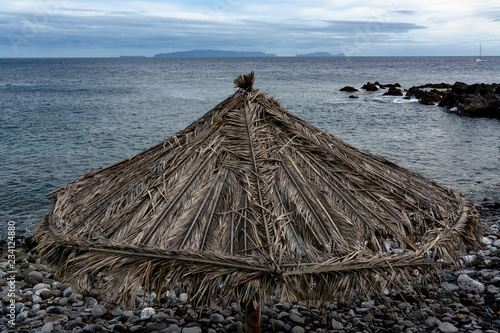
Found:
[1,57,499,236]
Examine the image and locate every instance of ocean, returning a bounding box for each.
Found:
[1,56,499,237]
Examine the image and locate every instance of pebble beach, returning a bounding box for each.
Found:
[1,201,499,333]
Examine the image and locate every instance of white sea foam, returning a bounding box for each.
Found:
[392,97,418,104]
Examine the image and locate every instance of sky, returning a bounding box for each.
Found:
[0,0,499,57]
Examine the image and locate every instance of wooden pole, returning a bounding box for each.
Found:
[245,297,261,333]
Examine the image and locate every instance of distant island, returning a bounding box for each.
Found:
[296,52,345,57]
[154,50,277,57]
[120,55,146,58]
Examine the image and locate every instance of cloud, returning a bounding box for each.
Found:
[0,9,427,57]
[1,0,498,57]
[391,10,416,15]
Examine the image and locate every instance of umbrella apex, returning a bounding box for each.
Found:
[234,71,255,91]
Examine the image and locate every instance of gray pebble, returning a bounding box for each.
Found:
[439,322,459,332]
[269,319,285,330]
[91,304,107,317]
[122,310,135,318]
[289,312,304,325]
[160,324,181,333]
[16,310,28,322]
[209,313,224,323]
[41,322,54,333]
[291,326,305,333]
[331,319,344,330]
[182,327,202,333]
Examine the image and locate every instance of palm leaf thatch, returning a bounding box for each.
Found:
[35,72,486,309]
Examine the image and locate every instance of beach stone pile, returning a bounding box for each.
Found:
[1,202,499,333]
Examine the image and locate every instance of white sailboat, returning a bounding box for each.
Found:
[474,44,486,62]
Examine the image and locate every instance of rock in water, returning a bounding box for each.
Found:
[361,82,378,91]
[457,274,484,293]
[383,86,403,96]
[340,86,358,92]
[438,82,500,118]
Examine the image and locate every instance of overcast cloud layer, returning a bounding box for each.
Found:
[0,0,499,57]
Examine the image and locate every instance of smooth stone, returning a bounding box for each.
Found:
[270,319,285,330]
[46,306,67,314]
[487,285,499,294]
[210,313,224,323]
[24,271,44,285]
[41,322,54,333]
[443,283,460,292]
[234,321,243,333]
[85,297,98,307]
[91,305,107,317]
[146,322,169,332]
[160,324,181,333]
[331,319,344,330]
[63,287,73,297]
[34,288,50,296]
[291,326,305,333]
[141,307,156,319]
[110,307,124,317]
[15,302,25,313]
[458,274,484,292]
[123,310,135,317]
[179,293,188,302]
[289,312,305,325]
[182,327,202,333]
[33,283,51,291]
[439,322,459,333]
[425,317,441,327]
[16,310,29,322]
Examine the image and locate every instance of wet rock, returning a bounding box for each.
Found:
[348,95,359,98]
[383,86,403,96]
[340,86,358,92]
[406,86,447,105]
[361,82,378,91]
[438,82,500,118]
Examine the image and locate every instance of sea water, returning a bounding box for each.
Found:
[1,56,499,236]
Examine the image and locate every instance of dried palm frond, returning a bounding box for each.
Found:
[34,73,487,309]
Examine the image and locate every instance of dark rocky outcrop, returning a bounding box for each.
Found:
[405,86,449,105]
[340,86,358,92]
[383,86,403,96]
[438,82,500,118]
[348,95,359,99]
[415,83,452,89]
[375,82,401,89]
[361,82,378,91]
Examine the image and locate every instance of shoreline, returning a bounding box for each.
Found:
[1,204,499,333]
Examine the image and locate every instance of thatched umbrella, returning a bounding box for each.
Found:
[35,72,485,332]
